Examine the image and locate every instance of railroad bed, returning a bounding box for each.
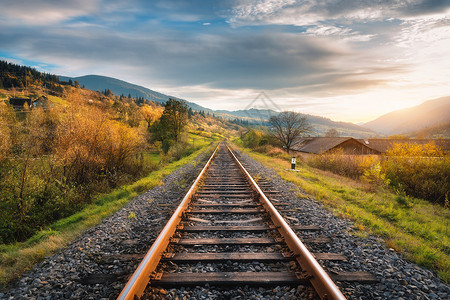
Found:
[118,143,375,300]
[3,143,449,299]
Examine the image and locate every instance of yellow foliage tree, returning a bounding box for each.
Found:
[140,104,163,129]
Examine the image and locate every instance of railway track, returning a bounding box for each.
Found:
[118,143,375,299]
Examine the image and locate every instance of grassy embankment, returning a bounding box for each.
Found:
[0,138,217,288]
[235,145,449,283]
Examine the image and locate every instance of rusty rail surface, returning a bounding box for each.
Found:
[118,143,348,300]
[117,144,220,300]
[226,145,346,300]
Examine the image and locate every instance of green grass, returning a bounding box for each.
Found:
[187,131,225,146]
[145,152,161,165]
[0,142,215,289]
[235,145,450,283]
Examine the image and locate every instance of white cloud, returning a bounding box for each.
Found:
[303,24,376,41]
[1,0,449,123]
[0,0,100,25]
[229,0,450,27]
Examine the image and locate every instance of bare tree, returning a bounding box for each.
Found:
[269,111,312,152]
[325,128,339,137]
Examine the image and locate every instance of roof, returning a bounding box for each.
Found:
[357,139,450,153]
[9,97,32,108]
[292,137,355,154]
[9,97,31,102]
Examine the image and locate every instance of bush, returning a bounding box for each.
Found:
[305,142,449,205]
[382,143,449,204]
[241,128,279,152]
[242,129,263,148]
[161,138,203,163]
[0,99,150,243]
[307,150,379,180]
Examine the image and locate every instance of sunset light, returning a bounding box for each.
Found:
[1,0,449,122]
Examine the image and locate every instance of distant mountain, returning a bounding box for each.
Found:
[363,97,450,135]
[59,74,375,137]
[59,75,211,112]
[217,108,377,138]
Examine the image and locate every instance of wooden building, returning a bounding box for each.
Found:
[292,137,379,158]
[291,137,450,157]
[9,97,32,110]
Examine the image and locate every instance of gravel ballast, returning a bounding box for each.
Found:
[2,146,449,300]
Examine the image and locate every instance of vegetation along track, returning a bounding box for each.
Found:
[118,142,376,300]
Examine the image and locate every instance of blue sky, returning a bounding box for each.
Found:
[0,0,449,122]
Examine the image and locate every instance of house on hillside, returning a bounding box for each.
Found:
[291,137,450,157]
[291,137,379,158]
[8,96,49,110]
[32,96,48,108]
[9,97,32,110]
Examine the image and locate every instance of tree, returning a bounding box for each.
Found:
[150,98,188,143]
[269,111,312,152]
[140,104,163,129]
[325,128,339,137]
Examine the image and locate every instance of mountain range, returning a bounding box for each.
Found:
[59,74,449,138]
[59,75,377,137]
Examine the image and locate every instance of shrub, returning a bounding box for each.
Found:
[305,141,449,205]
[306,150,378,180]
[382,142,449,204]
[241,128,279,152]
[0,97,151,243]
[163,140,201,162]
[242,129,264,148]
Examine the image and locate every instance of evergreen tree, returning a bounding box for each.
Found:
[150,98,188,143]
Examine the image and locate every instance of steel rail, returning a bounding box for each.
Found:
[226,145,346,300]
[117,144,220,300]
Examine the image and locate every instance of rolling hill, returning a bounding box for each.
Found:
[363,97,450,135]
[59,74,376,137]
[59,75,210,112]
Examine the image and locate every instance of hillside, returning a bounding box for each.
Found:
[59,75,211,112]
[59,75,376,137]
[363,97,450,135]
[0,60,64,96]
[406,120,450,138]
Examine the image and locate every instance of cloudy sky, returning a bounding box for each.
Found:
[1,0,449,122]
